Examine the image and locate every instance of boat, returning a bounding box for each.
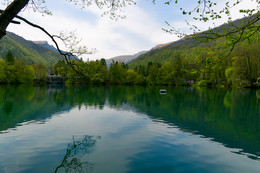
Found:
[159,89,167,94]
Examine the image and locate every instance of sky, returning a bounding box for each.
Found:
[2,0,259,61]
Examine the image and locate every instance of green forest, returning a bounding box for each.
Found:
[53,33,260,88]
[0,51,46,84]
[1,31,260,87]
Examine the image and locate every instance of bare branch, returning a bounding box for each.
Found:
[2,10,93,78]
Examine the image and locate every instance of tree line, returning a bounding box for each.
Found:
[0,51,46,84]
[1,33,260,88]
[53,35,260,87]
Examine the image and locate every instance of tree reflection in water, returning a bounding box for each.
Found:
[55,135,101,173]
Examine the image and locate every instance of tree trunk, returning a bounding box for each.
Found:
[0,0,29,39]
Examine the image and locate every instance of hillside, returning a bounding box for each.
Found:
[128,15,258,68]
[128,37,202,68]
[0,32,63,65]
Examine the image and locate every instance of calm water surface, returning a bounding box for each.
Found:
[0,85,259,173]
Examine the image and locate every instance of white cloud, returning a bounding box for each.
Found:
[7,2,178,61]
[5,0,259,61]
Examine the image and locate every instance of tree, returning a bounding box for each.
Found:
[158,62,175,85]
[54,60,69,77]
[146,62,160,85]
[109,61,127,84]
[100,58,107,66]
[32,63,47,80]
[126,69,137,84]
[229,43,259,86]
[4,51,15,64]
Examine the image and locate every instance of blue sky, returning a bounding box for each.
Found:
[2,0,259,60]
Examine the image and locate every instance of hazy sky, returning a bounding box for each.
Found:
[3,0,259,60]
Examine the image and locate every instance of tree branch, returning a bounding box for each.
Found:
[0,9,89,78]
[0,0,29,39]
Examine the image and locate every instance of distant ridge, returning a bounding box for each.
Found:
[32,41,58,52]
[106,50,148,67]
[33,41,48,44]
[151,41,176,50]
[105,40,183,68]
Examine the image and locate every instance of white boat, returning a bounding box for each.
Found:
[159,89,167,94]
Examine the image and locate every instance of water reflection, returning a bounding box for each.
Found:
[55,135,100,173]
[0,85,259,161]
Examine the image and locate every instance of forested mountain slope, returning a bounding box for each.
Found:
[128,16,259,68]
[126,16,260,87]
[0,32,63,65]
[128,36,210,68]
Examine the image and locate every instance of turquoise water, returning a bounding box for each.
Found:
[0,85,259,173]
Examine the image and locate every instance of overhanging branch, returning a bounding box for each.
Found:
[0,9,20,24]
[0,9,88,78]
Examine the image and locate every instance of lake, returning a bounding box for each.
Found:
[0,85,259,173]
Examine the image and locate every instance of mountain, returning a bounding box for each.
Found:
[0,32,63,65]
[106,41,176,67]
[32,41,58,52]
[128,36,201,68]
[106,51,148,67]
[128,16,257,68]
